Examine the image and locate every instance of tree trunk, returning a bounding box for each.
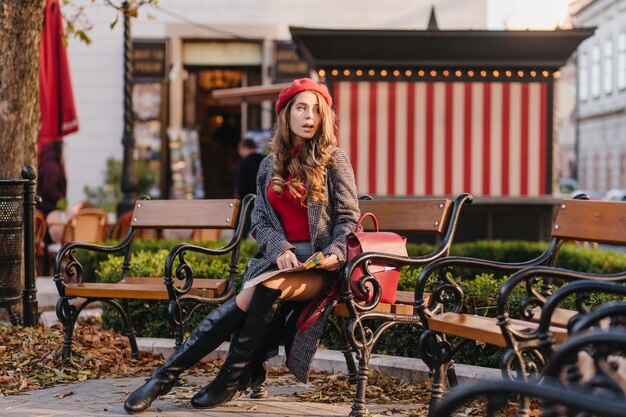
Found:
[0,0,45,178]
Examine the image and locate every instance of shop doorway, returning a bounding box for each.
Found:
[183,68,262,199]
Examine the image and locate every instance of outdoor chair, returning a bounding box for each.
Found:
[190,228,221,242]
[45,208,108,276]
[109,210,158,241]
[60,208,108,244]
[34,209,48,275]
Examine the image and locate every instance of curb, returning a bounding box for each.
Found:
[137,337,501,384]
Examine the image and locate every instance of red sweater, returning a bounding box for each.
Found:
[267,144,310,241]
[268,178,310,242]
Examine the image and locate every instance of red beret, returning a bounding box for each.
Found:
[275,78,332,115]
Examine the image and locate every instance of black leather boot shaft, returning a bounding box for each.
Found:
[163,298,245,372]
[124,298,245,413]
[230,299,281,395]
[191,285,282,409]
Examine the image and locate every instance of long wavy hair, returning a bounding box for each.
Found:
[270,90,337,204]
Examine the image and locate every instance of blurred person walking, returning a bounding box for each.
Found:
[235,139,264,238]
[37,141,67,218]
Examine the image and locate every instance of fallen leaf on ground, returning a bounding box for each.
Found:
[54,391,74,399]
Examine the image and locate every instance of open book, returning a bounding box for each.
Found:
[242,251,326,289]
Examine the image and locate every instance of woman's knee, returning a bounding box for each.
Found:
[260,278,284,291]
[235,286,256,311]
[260,272,324,301]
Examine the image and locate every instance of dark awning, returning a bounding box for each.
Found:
[290,26,595,69]
[211,82,291,105]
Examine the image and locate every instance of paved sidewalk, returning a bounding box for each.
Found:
[0,375,420,417]
[0,341,500,417]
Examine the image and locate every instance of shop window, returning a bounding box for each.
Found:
[579,52,589,101]
[604,39,613,94]
[132,83,167,199]
[621,152,626,188]
[618,32,626,90]
[591,45,601,98]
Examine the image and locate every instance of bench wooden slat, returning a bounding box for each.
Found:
[333,302,391,316]
[427,312,568,348]
[358,199,452,233]
[65,283,220,300]
[552,199,626,246]
[66,283,171,300]
[530,307,577,328]
[65,277,227,300]
[395,291,414,304]
[122,276,226,292]
[131,199,240,229]
[332,291,430,317]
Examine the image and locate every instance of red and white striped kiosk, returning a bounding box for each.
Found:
[290,26,594,241]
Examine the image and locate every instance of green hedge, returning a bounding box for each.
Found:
[90,239,626,368]
[73,238,259,281]
[90,239,257,337]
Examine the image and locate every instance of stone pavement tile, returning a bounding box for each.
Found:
[0,379,131,417]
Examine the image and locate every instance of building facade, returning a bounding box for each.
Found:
[574,0,626,194]
[62,0,488,206]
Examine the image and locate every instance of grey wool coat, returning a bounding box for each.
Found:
[242,147,360,383]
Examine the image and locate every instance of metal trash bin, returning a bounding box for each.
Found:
[0,179,26,323]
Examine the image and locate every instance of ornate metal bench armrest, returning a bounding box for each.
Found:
[53,233,134,286]
[497,267,626,331]
[163,193,254,303]
[414,245,558,317]
[541,327,626,384]
[569,299,626,334]
[495,269,626,378]
[340,250,442,313]
[164,238,242,303]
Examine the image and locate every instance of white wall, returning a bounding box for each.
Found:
[63,0,487,208]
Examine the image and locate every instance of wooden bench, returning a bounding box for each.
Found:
[331,193,473,417]
[415,196,626,413]
[502,276,626,374]
[433,322,626,417]
[53,195,255,360]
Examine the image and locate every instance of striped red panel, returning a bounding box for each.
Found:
[334,81,549,197]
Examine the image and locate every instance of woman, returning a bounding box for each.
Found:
[124,78,360,413]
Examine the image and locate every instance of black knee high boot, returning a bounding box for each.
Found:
[124,298,246,414]
[190,285,282,409]
[223,331,269,397]
[235,298,283,397]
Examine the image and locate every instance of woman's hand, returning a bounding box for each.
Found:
[317,254,339,271]
[276,250,301,270]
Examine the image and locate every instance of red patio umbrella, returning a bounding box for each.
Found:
[38,0,79,157]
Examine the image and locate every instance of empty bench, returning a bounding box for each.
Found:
[53,195,254,360]
[415,196,626,413]
[433,315,626,417]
